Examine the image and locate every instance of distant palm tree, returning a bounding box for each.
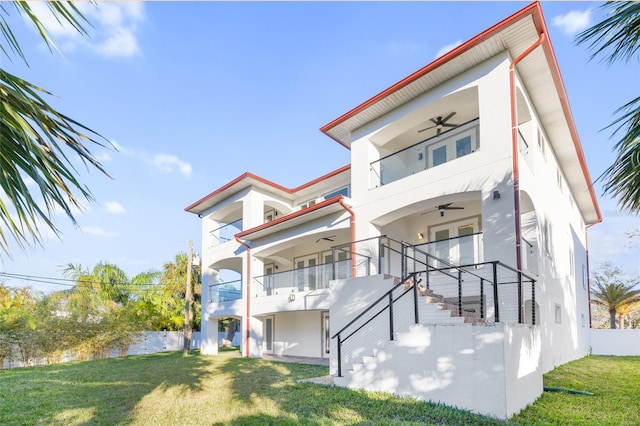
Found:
[0,2,111,254]
[591,263,640,329]
[576,2,640,213]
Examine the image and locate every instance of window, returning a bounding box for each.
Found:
[323,186,349,200]
[555,304,562,324]
[582,264,588,290]
[581,313,586,327]
[543,219,553,256]
[557,168,563,192]
[569,248,574,276]
[298,199,316,210]
[537,127,546,158]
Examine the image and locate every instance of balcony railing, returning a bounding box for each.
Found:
[209,279,242,303]
[253,260,352,298]
[370,119,479,188]
[208,219,243,248]
[521,237,537,275]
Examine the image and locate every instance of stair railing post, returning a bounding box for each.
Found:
[378,237,384,275]
[480,278,485,320]
[388,292,394,341]
[401,242,406,279]
[457,269,463,318]
[413,273,419,324]
[518,271,523,324]
[493,261,500,322]
[337,333,342,377]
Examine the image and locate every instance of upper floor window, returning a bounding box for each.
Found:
[323,186,349,200]
[556,168,563,192]
[298,199,316,210]
[537,128,546,159]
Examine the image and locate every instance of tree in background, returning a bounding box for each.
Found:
[591,262,640,329]
[577,2,640,212]
[0,2,111,255]
[160,252,202,334]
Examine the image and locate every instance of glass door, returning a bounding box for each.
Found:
[429,218,479,265]
[294,254,318,291]
[264,316,274,354]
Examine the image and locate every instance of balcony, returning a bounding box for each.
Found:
[252,260,352,298]
[370,119,479,188]
[209,280,242,303]
[208,219,243,248]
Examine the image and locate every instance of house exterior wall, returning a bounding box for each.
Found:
[270,311,326,358]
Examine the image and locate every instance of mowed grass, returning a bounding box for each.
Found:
[0,353,638,425]
[513,355,640,426]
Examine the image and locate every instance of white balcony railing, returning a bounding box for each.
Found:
[370,119,479,188]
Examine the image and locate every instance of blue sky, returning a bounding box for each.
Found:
[0,2,638,292]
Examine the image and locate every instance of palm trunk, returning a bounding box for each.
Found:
[610,309,617,329]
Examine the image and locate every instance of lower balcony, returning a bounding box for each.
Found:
[208,279,242,303]
[252,259,352,298]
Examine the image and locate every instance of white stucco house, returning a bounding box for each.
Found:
[185,2,601,419]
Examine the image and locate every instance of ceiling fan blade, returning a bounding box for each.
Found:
[442,111,457,123]
[441,122,457,128]
[445,206,465,210]
[418,125,436,133]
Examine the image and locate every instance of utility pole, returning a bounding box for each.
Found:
[183,239,193,356]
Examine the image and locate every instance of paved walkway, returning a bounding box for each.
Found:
[262,354,330,366]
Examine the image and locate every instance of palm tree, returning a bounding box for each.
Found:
[160,253,202,331]
[576,2,640,213]
[0,2,111,254]
[591,263,640,329]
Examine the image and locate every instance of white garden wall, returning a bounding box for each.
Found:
[590,329,640,356]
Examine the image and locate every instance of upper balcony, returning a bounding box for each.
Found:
[370,119,479,188]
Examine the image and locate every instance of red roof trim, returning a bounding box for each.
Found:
[320,2,540,135]
[185,165,350,212]
[529,5,602,222]
[235,195,345,238]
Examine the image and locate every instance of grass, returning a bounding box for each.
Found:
[512,355,640,425]
[0,353,637,425]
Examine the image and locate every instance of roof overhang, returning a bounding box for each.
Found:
[235,195,348,241]
[320,1,601,225]
[185,165,350,215]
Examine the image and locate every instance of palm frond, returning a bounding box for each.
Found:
[0,68,111,254]
[576,2,640,65]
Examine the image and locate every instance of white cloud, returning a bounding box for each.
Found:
[82,226,115,237]
[110,140,130,155]
[153,154,193,177]
[104,201,126,215]
[435,40,462,59]
[94,152,112,162]
[26,2,145,58]
[552,9,592,36]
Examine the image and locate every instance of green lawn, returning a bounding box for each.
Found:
[0,352,638,425]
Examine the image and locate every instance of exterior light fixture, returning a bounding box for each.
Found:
[493,190,501,200]
[288,290,296,302]
[418,232,424,240]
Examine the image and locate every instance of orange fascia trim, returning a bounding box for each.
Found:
[235,236,251,358]
[510,32,546,270]
[185,165,350,213]
[320,2,541,136]
[338,198,357,277]
[235,195,346,239]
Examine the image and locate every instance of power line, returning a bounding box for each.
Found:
[0,271,164,288]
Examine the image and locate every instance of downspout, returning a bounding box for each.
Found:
[585,223,597,328]
[510,32,546,270]
[235,236,251,358]
[338,196,357,277]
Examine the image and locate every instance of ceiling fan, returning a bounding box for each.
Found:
[418,112,458,134]
[421,203,465,217]
[316,236,336,243]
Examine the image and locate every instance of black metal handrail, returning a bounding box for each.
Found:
[330,237,538,377]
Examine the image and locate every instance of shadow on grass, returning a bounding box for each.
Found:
[214,357,505,425]
[0,351,215,425]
